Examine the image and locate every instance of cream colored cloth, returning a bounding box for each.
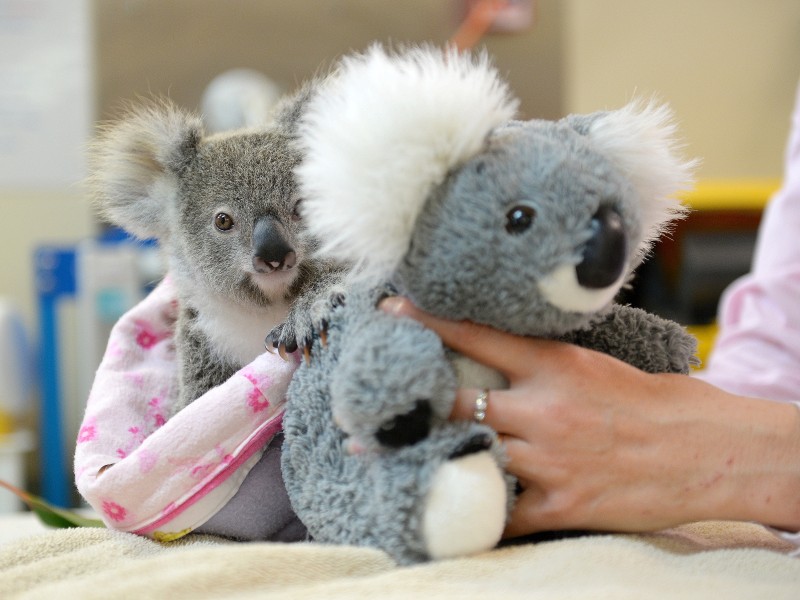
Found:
[1,521,798,599]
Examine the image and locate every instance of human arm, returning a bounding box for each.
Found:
[380,296,800,541]
[696,82,800,402]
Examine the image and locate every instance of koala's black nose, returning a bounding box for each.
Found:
[375,400,432,448]
[252,216,296,273]
[575,206,627,289]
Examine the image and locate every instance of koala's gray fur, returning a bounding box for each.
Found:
[89,91,346,414]
[281,46,698,565]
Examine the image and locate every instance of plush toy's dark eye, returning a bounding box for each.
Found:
[291,199,303,222]
[214,212,234,231]
[505,205,536,234]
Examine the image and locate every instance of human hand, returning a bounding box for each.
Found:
[380,296,800,537]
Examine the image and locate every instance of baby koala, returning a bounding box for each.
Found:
[89,93,344,413]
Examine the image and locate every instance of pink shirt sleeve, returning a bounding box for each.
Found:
[696,82,800,404]
[695,82,800,553]
[73,276,298,541]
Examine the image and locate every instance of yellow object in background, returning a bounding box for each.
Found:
[676,179,776,370]
[686,323,719,371]
[683,179,779,211]
[0,410,13,435]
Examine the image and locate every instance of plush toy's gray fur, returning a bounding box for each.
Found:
[281,46,698,565]
[89,92,345,414]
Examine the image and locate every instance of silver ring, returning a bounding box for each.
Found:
[473,389,489,423]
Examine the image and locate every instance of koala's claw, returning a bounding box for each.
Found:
[264,331,297,360]
[265,285,345,358]
[264,333,277,353]
[330,292,346,308]
[319,321,329,347]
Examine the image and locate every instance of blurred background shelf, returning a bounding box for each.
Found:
[624,179,780,367]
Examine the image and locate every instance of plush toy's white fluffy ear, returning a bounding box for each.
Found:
[296,44,518,279]
[586,99,698,257]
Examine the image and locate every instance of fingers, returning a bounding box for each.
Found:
[497,437,569,538]
[451,387,533,439]
[380,296,552,381]
[503,487,552,538]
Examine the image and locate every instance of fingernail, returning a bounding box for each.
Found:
[263,333,275,351]
[379,296,409,316]
[278,345,289,362]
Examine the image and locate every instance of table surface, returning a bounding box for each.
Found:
[0,512,50,547]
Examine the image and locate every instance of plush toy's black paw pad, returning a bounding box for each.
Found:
[448,433,493,460]
[375,399,432,448]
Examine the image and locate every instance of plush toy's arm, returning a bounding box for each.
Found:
[560,304,699,374]
[74,277,297,540]
[283,285,511,564]
[320,286,457,453]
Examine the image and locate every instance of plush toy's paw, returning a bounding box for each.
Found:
[330,310,457,451]
[564,304,699,374]
[264,284,346,360]
[282,395,512,565]
[421,433,508,560]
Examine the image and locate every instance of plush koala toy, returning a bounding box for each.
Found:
[89,92,344,414]
[281,45,698,565]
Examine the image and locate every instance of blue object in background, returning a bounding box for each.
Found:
[33,228,162,508]
[34,246,76,508]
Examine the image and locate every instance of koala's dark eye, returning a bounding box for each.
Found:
[291,199,303,222]
[505,205,537,234]
[214,212,235,232]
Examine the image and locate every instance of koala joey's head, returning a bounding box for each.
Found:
[89,98,312,309]
[297,45,696,336]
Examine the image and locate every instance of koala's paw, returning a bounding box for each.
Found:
[264,286,346,360]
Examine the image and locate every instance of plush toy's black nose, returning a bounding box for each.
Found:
[252,216,296,273]
[575,206,627,289]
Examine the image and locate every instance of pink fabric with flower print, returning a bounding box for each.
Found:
[74,276,297,541]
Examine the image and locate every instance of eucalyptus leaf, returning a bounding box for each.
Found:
[0,479,105,529]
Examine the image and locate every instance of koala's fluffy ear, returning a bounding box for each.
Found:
[88,100,204,240]
[296,44,518,280]
[271,81,318,136]
[578,100,698,258]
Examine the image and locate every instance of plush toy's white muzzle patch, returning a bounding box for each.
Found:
[538,263,624,313]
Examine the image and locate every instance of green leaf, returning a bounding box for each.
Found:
[0,479,105,529]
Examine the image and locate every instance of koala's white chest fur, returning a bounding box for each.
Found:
[194,294,291,366]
